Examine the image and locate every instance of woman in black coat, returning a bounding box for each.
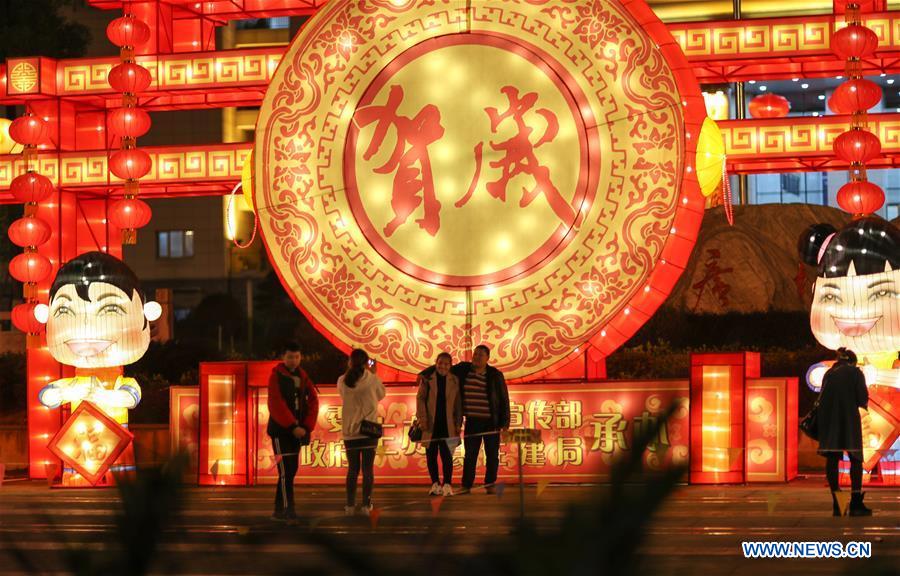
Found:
[817,348,871,517]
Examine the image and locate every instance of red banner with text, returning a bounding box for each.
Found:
[250,381,690,485]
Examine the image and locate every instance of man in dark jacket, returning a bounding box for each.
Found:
[424,344,510,493]
[267,342,319,522]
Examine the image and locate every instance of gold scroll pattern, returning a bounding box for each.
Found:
[0,146,250,189]
[60,51,282,95]
[670,14,900,59]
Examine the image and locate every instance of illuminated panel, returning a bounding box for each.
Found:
[746,378,799,482]
[209,375,235,476]
[690,353,757,484]
[198,362,247,485]
[700,366,732,473]
[169,386,201,478]
[47,401,133,486]
[862,390,900,471]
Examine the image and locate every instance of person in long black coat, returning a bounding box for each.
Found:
[817,348,872,517]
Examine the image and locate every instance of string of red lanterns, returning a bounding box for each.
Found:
[106,12,153,244]
[6,113,53,344]
[830,2,885,216]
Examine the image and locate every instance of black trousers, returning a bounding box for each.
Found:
[271,433,300,514]
[462,418,500,489]
[825,452,863,493]
[345,438,377,507]
[426,439,454,484]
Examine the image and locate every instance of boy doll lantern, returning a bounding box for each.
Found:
[32,252,160,485]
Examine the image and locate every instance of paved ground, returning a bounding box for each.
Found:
[0,475,896,575]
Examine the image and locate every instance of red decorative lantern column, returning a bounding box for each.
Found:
[7,113,53,346]
[830,3,885,216]
[106,12,153,244]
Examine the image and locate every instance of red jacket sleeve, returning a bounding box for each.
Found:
[267,369,298,429]
[300,371,319,433]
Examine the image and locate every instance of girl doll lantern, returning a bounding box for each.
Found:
[799,218,900,474]
[33,252,160,485]
[798,217,900,389]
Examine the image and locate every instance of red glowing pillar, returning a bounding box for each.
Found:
[689,352,759,484]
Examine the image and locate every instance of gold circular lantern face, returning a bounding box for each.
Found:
[256,0,705,379]
[345,33,594,286]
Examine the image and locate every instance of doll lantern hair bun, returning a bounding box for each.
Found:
[798,223,837,267]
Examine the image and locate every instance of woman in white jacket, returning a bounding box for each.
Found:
[338,348,385,516]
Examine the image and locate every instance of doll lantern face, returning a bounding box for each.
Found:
[47,281,150,368]
[810,266,900,355]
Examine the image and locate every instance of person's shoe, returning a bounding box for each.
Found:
[429,482,442,496]
[831,490,843,517]
[441,484,454,497]
[270,511,288,522]
[849,492,873,517]
[484,485,496,495]
[344,505,355,516]
[360,503,374,517]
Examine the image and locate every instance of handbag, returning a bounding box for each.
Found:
[799,402,819,440]
[359,419,383,439]
[408,418,423,443]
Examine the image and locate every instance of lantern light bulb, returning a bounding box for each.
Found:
[144,301,162,321]
[34,303,49,324]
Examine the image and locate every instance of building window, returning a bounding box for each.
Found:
[236,17,289,30]
[157,230,195,259]
[268,17,290,29]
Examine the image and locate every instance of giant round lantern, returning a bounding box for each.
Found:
[255,0,706,379]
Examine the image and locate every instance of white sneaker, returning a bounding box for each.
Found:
[360,504,374,516]
[429,482,442,496]
[441,484,454,497]
[344,505,355,516]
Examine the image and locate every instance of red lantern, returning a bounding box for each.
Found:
[106,15,151,48]
[8,217,52,248]
[836,180,886,214]
[11,302,44,335]
[108,107,151,138]
[832,24,880,60]
[109,148,152,180]
[833,128,882,164]
[748,94,791,118]
[9,252,52,284]
[10,172,53,204]
[829,79,882,114]
[109,198,152,230]
[9,115,49,146]
[108,62,152,94]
